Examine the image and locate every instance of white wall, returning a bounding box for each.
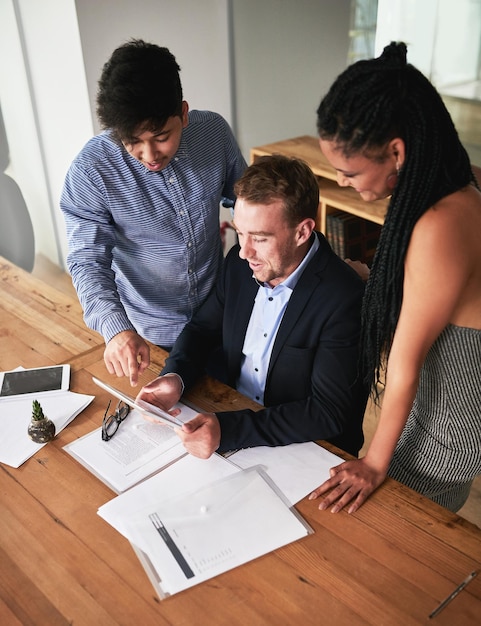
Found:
[231,0,351,155]
[74,0,351,156]
[0,0,92,266]
[74,0,233,134]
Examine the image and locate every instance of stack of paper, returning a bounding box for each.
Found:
[63,378,344,599]
[98,456,313,598]
[229,442,342,506]
[64,377,199,493]
[65,406,194,493]
[97,441,343,599]
[0,390,93,467]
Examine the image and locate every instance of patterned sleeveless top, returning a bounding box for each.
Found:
[388,324,481,512]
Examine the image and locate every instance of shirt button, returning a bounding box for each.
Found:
[263,333,267,338]
[254,367,258,372]
[187,242,192,248]
[169,177,174,184]
[255,396,260,401]
[268,297,273,301]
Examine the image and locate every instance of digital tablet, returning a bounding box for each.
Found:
[92,377,184,429]
[0,365,70,399]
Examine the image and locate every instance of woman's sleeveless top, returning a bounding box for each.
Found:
[388,324,481,512]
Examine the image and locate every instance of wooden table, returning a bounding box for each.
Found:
[1,257,480,625]
[0,256,102,371]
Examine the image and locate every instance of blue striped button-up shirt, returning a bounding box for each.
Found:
[61,110,246,346]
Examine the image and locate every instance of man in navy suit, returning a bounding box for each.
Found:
[137,155,367,458]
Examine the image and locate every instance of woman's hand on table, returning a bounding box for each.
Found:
[308,457,387,514]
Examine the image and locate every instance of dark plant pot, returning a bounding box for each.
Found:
[28,418,56,443]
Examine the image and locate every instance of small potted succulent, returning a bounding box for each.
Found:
[28,399,56,443]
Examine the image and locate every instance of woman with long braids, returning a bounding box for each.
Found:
[309,42,481,514]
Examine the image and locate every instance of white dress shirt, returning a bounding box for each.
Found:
[236,235,319,403]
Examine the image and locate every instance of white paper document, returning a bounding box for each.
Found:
[98,453,241,537]
[97,443,341,599]
[0,390,93,467]
[117,466,312,597]
[228,441,343,505]
[65,402,198,493]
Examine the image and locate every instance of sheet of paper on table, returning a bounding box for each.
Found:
[64,404,197,493]
[0,388,93,468]
[228,441,343,506]
[97,441,342,536]
[98,453,240,536]
[97,441,340,598]
[101,462,312,598]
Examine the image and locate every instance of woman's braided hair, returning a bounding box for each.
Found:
[316,42,477,400]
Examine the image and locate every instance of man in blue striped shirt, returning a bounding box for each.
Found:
[60,40,246,386]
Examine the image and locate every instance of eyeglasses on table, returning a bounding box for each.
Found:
[101,399,131,441]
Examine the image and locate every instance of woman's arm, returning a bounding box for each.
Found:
[310,199,469,512]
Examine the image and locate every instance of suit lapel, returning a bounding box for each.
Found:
[229,271,259,372]
[267,243,324,375]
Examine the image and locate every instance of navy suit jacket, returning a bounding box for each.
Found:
[163,232,367,456]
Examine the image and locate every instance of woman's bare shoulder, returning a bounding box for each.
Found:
[408,185,481,328]
[415,185,481,244]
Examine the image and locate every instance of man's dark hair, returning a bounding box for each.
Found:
[234,154,319,227]
[316,41,478,398]
[96,39,183,141]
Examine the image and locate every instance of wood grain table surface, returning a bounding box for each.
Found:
[1,256,480,625]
